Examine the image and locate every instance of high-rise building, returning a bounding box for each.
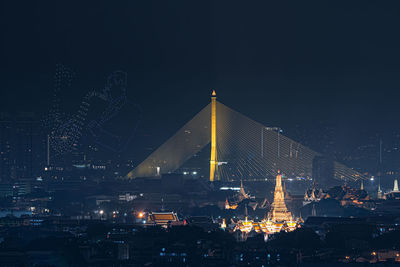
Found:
[0,112,45,182]
[312,155,336,188]
[117,243,129,260]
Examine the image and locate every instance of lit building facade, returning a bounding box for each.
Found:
[268,170,293,222]
[234,172,301,238]
[146,212,182,228]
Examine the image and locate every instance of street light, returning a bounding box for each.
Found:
[99,209,104,220]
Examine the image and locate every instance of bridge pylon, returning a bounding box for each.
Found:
[209,90,217,182]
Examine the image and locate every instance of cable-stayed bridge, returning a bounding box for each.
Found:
[126,92,364,184]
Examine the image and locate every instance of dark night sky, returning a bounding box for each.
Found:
[2,1,400,158]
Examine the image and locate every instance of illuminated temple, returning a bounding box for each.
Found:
[225,180,250,210]
[146,212,182,227]
[268,170,293,222]
[234,172,301,237]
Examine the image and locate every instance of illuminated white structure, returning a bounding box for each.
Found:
[394,179,399,192]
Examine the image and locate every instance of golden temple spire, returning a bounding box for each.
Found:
[239,179,250,201]
[268,171,292,222]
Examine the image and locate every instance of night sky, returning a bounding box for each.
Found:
[2,1,400,159]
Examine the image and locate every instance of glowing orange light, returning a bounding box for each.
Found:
[138,212,144,218]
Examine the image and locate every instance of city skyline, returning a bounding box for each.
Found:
[2,2,400,266]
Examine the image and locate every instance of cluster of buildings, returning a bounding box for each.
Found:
[232,171,302,239]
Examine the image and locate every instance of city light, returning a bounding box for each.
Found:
[219,187,241,191]
[1,7,397,266]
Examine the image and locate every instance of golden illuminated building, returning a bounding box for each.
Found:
[238,179,250,201]
[234,217,299,238]
[260,218,297,234]
[234,217,254,234]
[268,170,293,222]
[146,212,179,227]
[209,90,217,182]
[220,218,227,229]
[224,180,250,210]
[234,172,300,237]
[225,198,238,210]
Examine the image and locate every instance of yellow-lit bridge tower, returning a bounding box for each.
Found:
[209,90,217,182]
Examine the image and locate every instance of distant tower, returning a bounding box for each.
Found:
[377,138,383,183]
[209,90,217,182]
[46,134,50,166]
[379,139,383,165]
[311,204,317,217]
[238,179,250,201]
[360,180,364,191]
[268,170,292,222]
[156,166,160,176]
[225,198,230,210]
[393,179,399,192]
[221,218,226,229]
[161,198,165,211]
[377,181,383,199]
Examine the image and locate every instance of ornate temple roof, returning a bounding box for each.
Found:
[268,171,293,222]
